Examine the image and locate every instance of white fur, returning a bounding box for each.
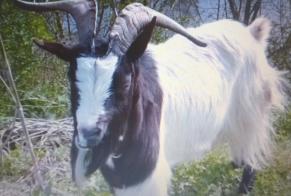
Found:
[248,17,272,49]
[116,18,286,195]
[74,142,90,187]
[153,18,285,169]
[75,53,118,146]
[74,53,118,186]
[106,154,115,169]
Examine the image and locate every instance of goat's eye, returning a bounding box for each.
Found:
[123,83,131,91]
[115,89,127,100]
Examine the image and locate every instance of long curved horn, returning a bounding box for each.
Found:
[14,0,97,47]
[109,3,206,56]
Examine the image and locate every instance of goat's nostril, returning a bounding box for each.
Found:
[96,127,102,135]
[82,127,101,138]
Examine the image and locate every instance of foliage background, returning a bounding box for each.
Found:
[0,0,290,195]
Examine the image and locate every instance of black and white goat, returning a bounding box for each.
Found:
[16,1,287,195]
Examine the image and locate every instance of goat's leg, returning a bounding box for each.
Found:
[238,165,256,194]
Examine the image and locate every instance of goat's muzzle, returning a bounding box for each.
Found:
[76,123,108,148]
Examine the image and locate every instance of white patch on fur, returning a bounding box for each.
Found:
[148,18,286,170]
[74,145,89,187]
[118,135,124,141]
[106,154,115,169]
[75,53,118,146]
[77,133,88,147]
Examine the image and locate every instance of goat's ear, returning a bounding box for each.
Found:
[126,17,156,62]
[33,39,78,62]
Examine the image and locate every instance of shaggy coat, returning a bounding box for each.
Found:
[71,18,286,196]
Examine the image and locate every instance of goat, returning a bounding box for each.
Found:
[15,1,287,195]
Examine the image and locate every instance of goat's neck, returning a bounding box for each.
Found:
[101,54,163,189]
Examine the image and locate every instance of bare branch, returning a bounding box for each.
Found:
[250,0,262,23]
[112,0,118,17]
[0,34,49,194]
[96,1,105,37]
[0,75,16,104]
[224,0,228,18]
[228,0,239,20]
[66,13,71,40]
[243,0,252,24]
[217,0,221,20]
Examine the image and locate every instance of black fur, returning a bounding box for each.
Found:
[238,165,256,194]
[34,38,108,62]
[126,17,157,61]
[100,53,163,188]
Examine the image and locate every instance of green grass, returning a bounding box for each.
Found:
[252,140,291,196]
[172,111,291,196]
[0,111,290,195]
[171,148,241,196]
[171,138,291,196]
[0,135,290,196]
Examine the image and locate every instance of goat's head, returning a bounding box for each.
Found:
[70,4,206,185]
[15,1,206,184]
[71,3,207,148]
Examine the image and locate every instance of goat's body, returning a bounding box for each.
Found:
[17,1,286,195]
[155,19,284,168]
[115,19,286,195]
